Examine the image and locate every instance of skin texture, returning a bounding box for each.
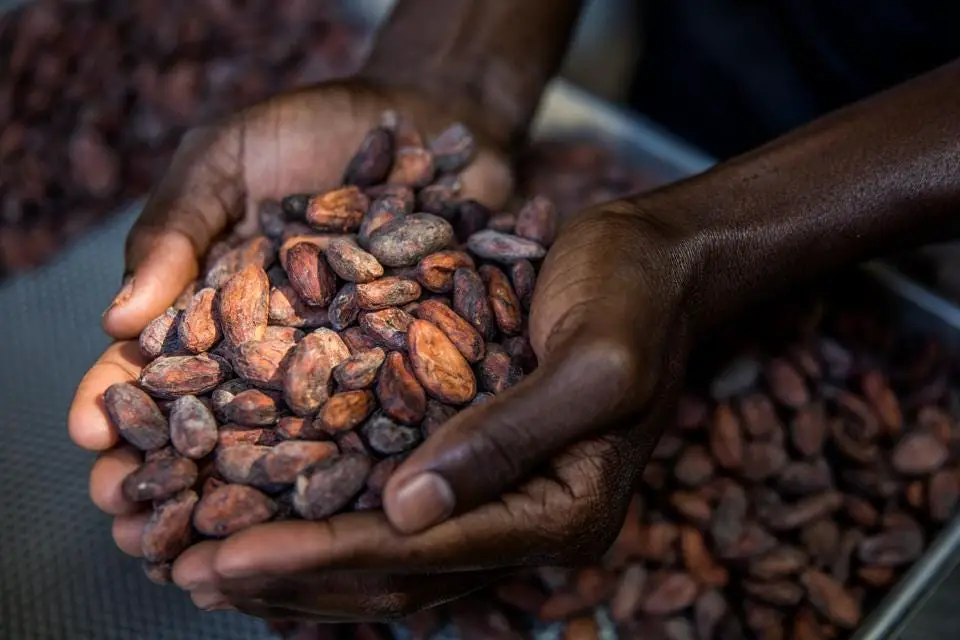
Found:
[68,0,960,623]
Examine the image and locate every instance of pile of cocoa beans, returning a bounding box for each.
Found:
[0,0,368,276]
[104,113,552,590]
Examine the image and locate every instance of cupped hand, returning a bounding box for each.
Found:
[169,203,706,620]
[66,79,512,606]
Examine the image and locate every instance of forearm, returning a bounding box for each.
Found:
[360,0,585,151]
[643,58,960,328]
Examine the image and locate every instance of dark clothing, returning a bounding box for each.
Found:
[631,0,960,159]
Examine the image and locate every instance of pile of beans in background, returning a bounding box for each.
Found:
[0,0,369,276]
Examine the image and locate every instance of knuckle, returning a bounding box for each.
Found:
[368,593,421,620]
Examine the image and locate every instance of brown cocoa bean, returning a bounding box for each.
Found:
[304,186,369,232]
[422,399,458,438]
[641,572,698,615]
[140,308,182,359]
[142,490,198,563]
[778,458,833,496]
[858,565,896,587]
[217,425,281,448]
[104,382,169,451]
[695,590,728,640]
[178,287,221,353]
[716,522,778,560]
[210,380,251,421]
[681,526,728,588]
[417,175,461,217]
[669,491,712,529]
[454,200,493,242]
[360,307,414,350]
[216,444,272,484]
[857,527,924,566]
[218,264,269,347]
[453,267,496,340]
[792,402,828,457]
[478,344,522,394]
[514,196,558,247]
[765,358,809,408]
[802,519,842,567]
[861,370,902,436]
[711,481,748,549]
[327,284,360,332]
[429,122,476,173]
[361,411,423,456]
[376,351,427,424]
[283,242,336,307]
[283,328,351,416]
[122,457,198,502]
[748,546,808,580]
[480,265,522,336]
[844,494,880,528]
[891,431,948,475]
[386,146,435,188]
[801,570,861,629]
[251,440,340,486]
[675,445,715,487]
[710,403,743,471]
[835,392,880,441]
[326,236,384,283]
[205,236,275,289]
[793,607,826,640]
[233,339,295,390]
[276,416,325,441]
[467,229,546,263]
[929,469,959,521]
[278,234,343,264]
[337,430,371,455]
[269,283,330,328]
[381,111,425,147]
[142,561,173,586]
[416,250,475,293]
[342,326,381,353]
[487,212,517,233]
[414,299,485,363]
[223,388,278,426]
[356,276,422,310]
[407,319,478,404]
[609,565,647,622]
[263,325,304,343]
[503,335,538,373]
[739,393,782,439]
[368,213,454,267]
[366,456,403,496]
[766,491,843,531]
[139,354,232,399]
[343,127,394,187]
[359,193,410,248]
[318,390,376,434]
[294,453,373,520]
[743,579,804,606]
[193,484,277,537]
[509,259,536,310]
[741,441,788,481]
[169,395,217,459]
[333,347,386,390]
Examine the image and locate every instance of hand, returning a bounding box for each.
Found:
[168,203,705,620]
[66,79,512,610]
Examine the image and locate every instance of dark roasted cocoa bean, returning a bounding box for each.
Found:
[421,399,458,438]
[453,267,496,340]
[478,343,522,394]
[455,200,492,242]
[429,122,476,173]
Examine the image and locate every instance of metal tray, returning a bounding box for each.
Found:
[533,80,960,640]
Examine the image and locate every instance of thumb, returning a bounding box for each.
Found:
[383,332,641,534]
[102,125,245,339]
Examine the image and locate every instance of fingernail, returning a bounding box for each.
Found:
[104,275,135,317]
[390,472,455,533]
[203,601,235,612]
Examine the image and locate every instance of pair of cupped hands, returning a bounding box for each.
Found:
[68,80,703,620]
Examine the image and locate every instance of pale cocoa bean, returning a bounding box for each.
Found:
[318,390,376,434]
[139,354,232,399]
[233,339,294,390]
[142,490,198,563]
[356,276,422,310]
[416,250,475,293]
[193,484,277,537]
[283,242,336,307]
[376,351,427,424]
[359,308,414,350]
[368,213,454,267]
[343,127,394,187]
[467,229,546,263]
[304,186,369,232]
[169,395,217,459]
[514,195,558,247]
[333,347,386,390]
[294,453,372,520]
[223,388,278,426]
[480,265,522,335]
[104,382,169,451]
[361,412,423,456]
[283,328,351,416]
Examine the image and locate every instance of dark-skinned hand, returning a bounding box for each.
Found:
[68,78,702,619]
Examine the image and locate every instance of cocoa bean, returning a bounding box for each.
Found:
[858,565,896,587]
[277,416,326,441]
[429,122,476,173]
[279,234,342,264]
[326,236,384,283]
[510,260,536,310]
[891,432,948,475]
[386,146,435,188]
[283,328,351,416]
[218,425,281,448]
[765,358,809,408]
[218,264,269,347]
[681,526,728,587]
[142,562,173,586]
[641,572,698,615]
[453,267,496,340]
[216,444,272,484]
[139,353,232,399]
[478,343,522,394]
[929,469,959,521]
[844,494,880,528]
[778,458,833,496]
[361,411,423,456]
[205,236,275,289]
[748,546,808,580]
[801,570,861,629]
[318,390,376,434]
[455,200,492,242]
[669,491,712,529]
[142,490,198,563]
[858,527,924,566]
[337,430,371,456]
[179,288,221,353]
[360,308,414,351]
[263,326,304,343]
[741,441,788,481]
[408,319,477,404]
[792,402,828,457]
[356,276,422,310]
[802,519,842,568]
[716,522,778,560]
[122,457,198,502]
[368,213,454,267]
[366,456,403,495]
[467,229,546,263]
[193,484,278,537]
[283,242,337,307]
[269,283,330,328]
[739,393,782,439]
[743,579,804,606]
[140,308,182,359]
[343,127,394,187]
[169,395,217,459]
[503,335,538,373]
[675,445,715,487]
[514,196,558,247]
[861,370,902,436]
[711,481,748,549]
[329,283,360,331]
[766,491,843,531]
[359,193,410,248]
[487,212,517,233]
[417,175,461,217]
[223,388,278,426]
[480,265,522,335]
[333,347,386,390]
[294,453,372,520]
[416,250,475,293]
[342,326,381,353]
[304,186,369,232]
[210,379,251,421]
[376,352,427,424]
[421,399,458,438]
[233,339,294,390]
[104,382,169,451]
[251,440,340,486]
[413,299,485,363]
[694,590,728,640]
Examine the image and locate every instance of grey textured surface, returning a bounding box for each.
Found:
[0,206,272,640]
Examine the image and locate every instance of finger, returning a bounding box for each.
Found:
[190,587,233,612]
[384,332,640,533]
[172,540,222,591]
[90,445,142,515]
[68,341,146,451]
[112,511,151,557]
[103,124,245,339]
